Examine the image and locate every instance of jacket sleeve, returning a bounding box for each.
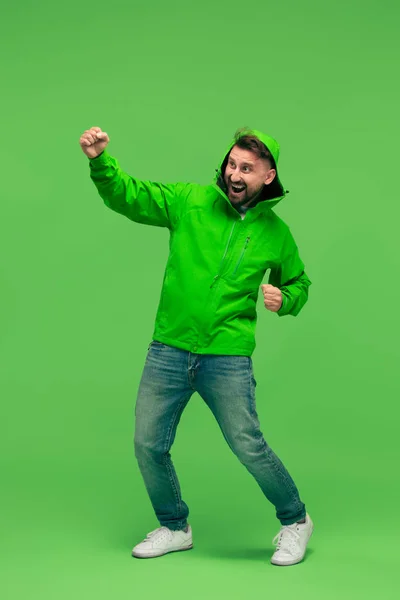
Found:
[268,228,312,317]
[88,149,189,229]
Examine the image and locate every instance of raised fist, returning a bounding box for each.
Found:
[79,126,110,158]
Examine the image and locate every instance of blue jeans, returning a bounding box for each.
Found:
[134,341,306,530]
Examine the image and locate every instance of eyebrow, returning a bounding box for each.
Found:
[229,157,254,166]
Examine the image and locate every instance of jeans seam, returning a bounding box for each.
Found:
[187,352,196,390]
[249,361,263,451]
[163,394,189,521]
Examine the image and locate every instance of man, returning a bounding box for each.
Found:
[80,125,314,566]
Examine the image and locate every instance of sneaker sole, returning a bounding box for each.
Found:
[132,543,193,559]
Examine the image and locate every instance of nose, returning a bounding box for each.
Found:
[230,167,242,183]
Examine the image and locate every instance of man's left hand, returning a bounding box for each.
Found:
[261,284,282,312]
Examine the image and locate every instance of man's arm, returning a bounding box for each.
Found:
[80,126,189,229]
[268,229,312,317]
[89,149,189,230]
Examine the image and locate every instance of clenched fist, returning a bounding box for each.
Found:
[79,126,110,159]
[261,284,283,312]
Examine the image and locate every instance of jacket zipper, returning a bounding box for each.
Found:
[232,236,250,276]
[210,221,238,288]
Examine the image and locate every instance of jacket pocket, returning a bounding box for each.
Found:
[232,236,250,278]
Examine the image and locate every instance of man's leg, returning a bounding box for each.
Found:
[134,342,194,531]
[194,353,306,525]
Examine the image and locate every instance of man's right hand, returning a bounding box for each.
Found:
[79,126,110,158]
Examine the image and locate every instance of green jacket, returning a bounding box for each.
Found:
[88,129,311,356]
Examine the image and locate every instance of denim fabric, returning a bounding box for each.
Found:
[134,341,306,530]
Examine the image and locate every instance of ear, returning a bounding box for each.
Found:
[264,168,276,185]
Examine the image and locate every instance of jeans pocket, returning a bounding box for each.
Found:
[148,340,164,351]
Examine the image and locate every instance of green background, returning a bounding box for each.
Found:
[1,0,399,598]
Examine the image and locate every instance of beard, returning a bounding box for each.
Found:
[226,180,262,208]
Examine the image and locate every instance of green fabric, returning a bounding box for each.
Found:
[88,129,311,356]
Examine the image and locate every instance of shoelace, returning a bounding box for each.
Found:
[272,525,301,555]
[144,527,173,542]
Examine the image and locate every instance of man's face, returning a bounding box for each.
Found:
[223,145,276,209]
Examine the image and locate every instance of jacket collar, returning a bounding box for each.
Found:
[212,176,286,220]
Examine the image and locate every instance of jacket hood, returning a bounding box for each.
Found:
[213,128,288,210]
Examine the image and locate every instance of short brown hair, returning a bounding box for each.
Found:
[232,126,276,170]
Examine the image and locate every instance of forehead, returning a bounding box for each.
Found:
[228,145,259,164]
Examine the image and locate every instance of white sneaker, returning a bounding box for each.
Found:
[132,525,193,558]
[270,513,314,566]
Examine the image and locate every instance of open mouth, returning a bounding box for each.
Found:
[231,184,246,194]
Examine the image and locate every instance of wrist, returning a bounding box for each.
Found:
[90,150,104,159]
